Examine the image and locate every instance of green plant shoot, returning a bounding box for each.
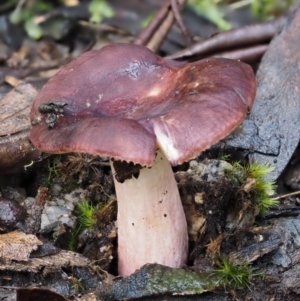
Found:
[214,257,260,289]
[77,200,96,229]
[88,0,114,23]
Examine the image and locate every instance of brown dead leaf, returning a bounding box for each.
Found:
[4,75,24,87]
[0,83,37,136]
[7,44,30,68]
[206,235,223,258]
[0,231,42,261]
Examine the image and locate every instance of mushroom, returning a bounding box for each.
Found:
[29,43,256,276]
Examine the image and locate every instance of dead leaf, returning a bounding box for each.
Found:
[0,83,36,136]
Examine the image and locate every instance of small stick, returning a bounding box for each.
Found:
[133,1,170,46]
[272,190,300,200]
[208,44,269,63]
[146,7,175,52]
[134,0,188,52]
[171,0,193,45]
[146,0,187,52]
[166,16,286,59]
[27,187,48,234]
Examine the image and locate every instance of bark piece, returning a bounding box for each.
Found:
[0,231,42,261]
[0,249,89,272]
[228,8,300,180]
[0,83,40,172]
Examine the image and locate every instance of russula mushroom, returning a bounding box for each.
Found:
[29,43,256,276]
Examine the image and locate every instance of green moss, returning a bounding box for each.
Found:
[43,155,80,192]
[71,277,85,293]
[188,0,293,32]
[45,156,62,186]
[229,162,278,214]
[251,0,295,20]
[77,200,96,229]
[68,226,82,251]
[214,257,260,289]
[68,200,103,251]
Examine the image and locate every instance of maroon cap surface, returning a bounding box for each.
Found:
[30,43,256,166]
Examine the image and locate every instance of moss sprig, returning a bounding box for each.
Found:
[77,200,96,229]
[214,257,261,290]
[229,162,278,214]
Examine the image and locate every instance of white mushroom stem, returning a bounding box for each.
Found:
[111,150,188,276]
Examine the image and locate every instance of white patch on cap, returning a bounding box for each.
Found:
[147,86,162,97]
[154,123,179,164]
[95,94,103,103]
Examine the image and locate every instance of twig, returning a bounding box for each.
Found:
[166,16,287,59]
[208,44,269,63]
[133,1,170,46]
[134,0,188,52]
[27,187,48,234]
[171,0,193,45]
[145,7,176,52]
[78,20,130,35]
[272,190,300,200]
[146,0,187,52]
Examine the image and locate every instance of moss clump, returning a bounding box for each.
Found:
[214,257,260,289]
[67,200,96,251]
[229,162,278,214]
[77,200,97,229]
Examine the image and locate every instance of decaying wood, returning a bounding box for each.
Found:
[246,8,300,180]
[0,231,42,261]
[0,83,40,172]
[0,249,89,273]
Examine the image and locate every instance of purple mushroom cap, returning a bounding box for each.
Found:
[30,43,256,166]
